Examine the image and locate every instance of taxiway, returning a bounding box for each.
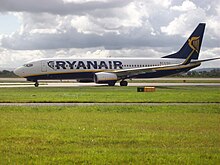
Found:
[0,78,220,88]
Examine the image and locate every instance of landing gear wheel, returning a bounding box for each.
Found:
[34,81,39,87]
[108,81,116,86]
[120,81,128,86]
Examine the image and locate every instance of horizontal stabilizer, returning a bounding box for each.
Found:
[191,57,220,63]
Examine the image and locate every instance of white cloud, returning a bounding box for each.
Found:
[0,0,132,15]
[206,3,220,39]
[171,0,197,12]
[154,0,172,8]
[0,48,45,68]
[30,29,58,34]
[63,0,108,3]
[0,1,158,50]
[0,0,220,68]
[161,8,206,36]
[200,47,220,68]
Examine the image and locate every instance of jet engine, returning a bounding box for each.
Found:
[94,72,118,83]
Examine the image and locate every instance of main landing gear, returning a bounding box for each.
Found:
[34,81,39,87]
[120,80,128,86]
[107,80,128,86]
[108,81,116,86]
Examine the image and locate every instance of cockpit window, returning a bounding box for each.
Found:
[23,63,33,67]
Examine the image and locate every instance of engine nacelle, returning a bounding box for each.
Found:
[94,72,118,83]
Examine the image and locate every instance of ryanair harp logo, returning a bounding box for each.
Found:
[188,36,200,53]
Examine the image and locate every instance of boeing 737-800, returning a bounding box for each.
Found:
[14,23,220,87]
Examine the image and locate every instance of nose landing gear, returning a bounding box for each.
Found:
[34,81,39,87]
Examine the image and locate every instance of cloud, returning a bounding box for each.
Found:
[161,8,207,36]
[171,0,197,12]
[154,0,172,8]
[0,47,46,68]
[0,0,132,15]
[1,1,184,50]
[2,23,184,50]
[206,3,220,39]
[160,1,220,49]
[0,0,219,68]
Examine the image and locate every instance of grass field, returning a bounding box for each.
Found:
[0,86,219,103]
[0,86,220,103]
[0,105,220,164]
[0,86,219,164]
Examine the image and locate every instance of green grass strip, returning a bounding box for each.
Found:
[0,86,219,103]
[0,105,219,164]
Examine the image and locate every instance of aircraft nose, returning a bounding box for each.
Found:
[14,67,24,77]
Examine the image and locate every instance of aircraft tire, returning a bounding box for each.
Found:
[34,82,39,87]
[120,81,128,86]
[108,81,116,86]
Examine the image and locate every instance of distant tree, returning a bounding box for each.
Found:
[169,69,220,78]
[0,70,18,78]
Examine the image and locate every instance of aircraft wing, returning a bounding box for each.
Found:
[111,63,193,79]
[111,57,220,79]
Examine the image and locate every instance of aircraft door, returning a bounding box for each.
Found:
[41,60,47,72]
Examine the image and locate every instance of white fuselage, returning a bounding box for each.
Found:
[14,58,184,78]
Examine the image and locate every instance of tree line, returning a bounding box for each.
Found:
[0,70,18,78]
[172,69,220,78]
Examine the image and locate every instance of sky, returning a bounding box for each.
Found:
[0,0,220,69]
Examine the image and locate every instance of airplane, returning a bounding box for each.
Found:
[14,23,220,87]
